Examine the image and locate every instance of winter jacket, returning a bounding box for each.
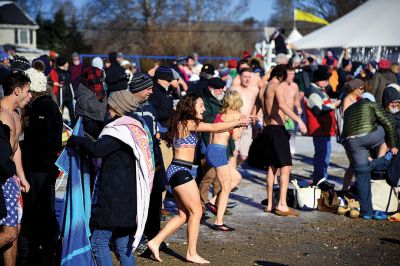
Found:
[57,68,73,103]
[75,83,107,122]
[68,134,137,228]
[304,83,337,136]
[382,87,400,146]
[343,99,397,148]
[188,78,209,97]
[371,70,398,104]
[105,52,127,93]
[69,63,83,91]
[21,95,63,173]
[148,82,173,130]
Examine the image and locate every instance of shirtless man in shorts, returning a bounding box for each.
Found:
[262,64,306,216]
[231,68,261,163]
[0,71,31,266]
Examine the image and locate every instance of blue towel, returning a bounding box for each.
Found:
[56,118,95,266]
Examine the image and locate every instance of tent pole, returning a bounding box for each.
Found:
[376,46,382,62]
[338,49,345,68]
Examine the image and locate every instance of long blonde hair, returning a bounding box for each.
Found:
[221,90,243,114]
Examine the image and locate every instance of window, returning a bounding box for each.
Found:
[18,29,29,44]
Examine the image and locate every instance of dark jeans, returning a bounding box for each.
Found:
[91,228,135,266]
[18,171,59,265]
[346,127,386,217]
[312,136,331,184]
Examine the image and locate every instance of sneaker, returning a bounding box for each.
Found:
[372,210,388,220]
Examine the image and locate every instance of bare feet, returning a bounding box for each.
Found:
[147,240,162,262]
[186,254,210,264]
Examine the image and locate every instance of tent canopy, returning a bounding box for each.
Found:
[286,27,303,44]
[293,0,400,49]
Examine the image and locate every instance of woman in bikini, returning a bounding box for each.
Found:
[147,94,249,264]
[205,91,244,231]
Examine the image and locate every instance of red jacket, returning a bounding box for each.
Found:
[49,68,59,97]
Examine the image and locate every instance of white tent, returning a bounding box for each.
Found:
[292,0,400,49]
[286,27,303,45]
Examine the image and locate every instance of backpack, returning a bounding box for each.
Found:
[386,154,400,187]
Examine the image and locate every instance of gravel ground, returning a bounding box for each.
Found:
[135,137,400,265]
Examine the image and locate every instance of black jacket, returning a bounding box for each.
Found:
[105,52,127,92]
[148,82,173,130]
[0,121,16,219]
[69,134,137,228]
[57,68,73,103]
[22,95,63,173]
[188,78,209,97]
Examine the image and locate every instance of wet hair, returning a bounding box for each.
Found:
[221,90,243,113]
[268,64,288,82]
[166,93,201,147]
[237,59,250,71]
[2,71,31,96]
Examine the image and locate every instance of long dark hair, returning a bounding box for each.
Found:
[166,93,201,147]
[268,64,288,82]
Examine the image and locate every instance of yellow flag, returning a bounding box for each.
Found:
[294,9,329,25]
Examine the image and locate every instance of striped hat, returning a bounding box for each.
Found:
[129,73,153,93]
[154,66,174,81]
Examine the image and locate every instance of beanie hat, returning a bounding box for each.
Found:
[382,86,400,108]
[227,59,238,69]
[361,92,376,102]
[129,73,153,93]
[201,64,215,75]
[91,57,104,70]
[176,56,187,65]
[11,56,30,71]
[24,68,47,92]
[218,67,230,78]
[116,52,123,58]
[0,51,9,62]
[154,66,174,81]
[33,55,51,76]
[108,90,138,115]
[208,77,226,89]
[56,56,68,67]
[71,52,79,59]
[313,65,331,82]
[378,59,391,70]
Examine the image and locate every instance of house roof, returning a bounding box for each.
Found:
[0,1,37,26]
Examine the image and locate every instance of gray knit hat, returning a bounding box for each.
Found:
[129,73,153,93]
[108,90,138,115]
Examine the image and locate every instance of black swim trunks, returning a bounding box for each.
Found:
[263,125,292,168]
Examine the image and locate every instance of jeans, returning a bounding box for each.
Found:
[312,136,331,184]
[353,163,373,216]
[91,228,135,266]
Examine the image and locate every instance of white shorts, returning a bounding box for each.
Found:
[234,125,253,157]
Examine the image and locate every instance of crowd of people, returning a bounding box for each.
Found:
[0,47,399,265]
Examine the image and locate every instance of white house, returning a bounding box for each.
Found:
[0,1,39,49]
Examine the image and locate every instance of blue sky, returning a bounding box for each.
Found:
[71,0,274,22]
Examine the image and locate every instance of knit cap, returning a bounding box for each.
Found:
[154,66,174,81]
[24,68,47,92]
[11,56,30,71]
[129,73,153,93]
[0,51,9,62]
[91,57,104,70]
[108,90,138,115]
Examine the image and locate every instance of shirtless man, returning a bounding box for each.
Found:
[285,67,302,155]
[0,71,31,266]
[262,64,306,216]
[231,68,260,163]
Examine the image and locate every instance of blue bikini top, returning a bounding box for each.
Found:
[173,131,198,149]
